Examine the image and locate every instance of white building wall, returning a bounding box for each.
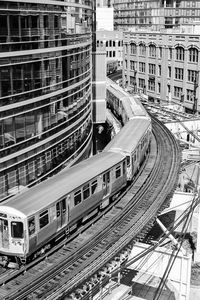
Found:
[96,8,114,31]
[129,242,192,300]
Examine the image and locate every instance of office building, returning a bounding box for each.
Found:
[123,30,200,113]
[113,0,200,31]
[0,1,93,200]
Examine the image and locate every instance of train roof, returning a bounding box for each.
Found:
[1,151,125,217]
[104,118,151,154]
[106,81,148,118]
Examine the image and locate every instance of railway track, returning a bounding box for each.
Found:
[0,116,181,300]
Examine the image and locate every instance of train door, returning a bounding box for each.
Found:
[0,219,9,249]
[126,155,132,180]
[56,197,68,230]
[103,171,110,197]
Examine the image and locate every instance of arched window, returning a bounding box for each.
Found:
[130,43,137,55]
[189,47,198,63]
[176,46,185,61]
[139,43,146,56]
[149,44,156,57]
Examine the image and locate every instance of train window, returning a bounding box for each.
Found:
[56,203,60,217]
[91,179,98,194]
[103,172,110,183]
[39,210,49,229]
[123,161,126,174]
[127,156,130,167]
[74,189,82,206]
[115,166,121,178]
[83,183,90,200]
[28,217,35,235]
[11,221,23,238]
[62,199,66,214]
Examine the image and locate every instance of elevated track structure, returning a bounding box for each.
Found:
[0,82,181,300]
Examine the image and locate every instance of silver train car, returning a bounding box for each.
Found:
[0,80,152,267]
[104,118,152,181]
[106,78,149,124]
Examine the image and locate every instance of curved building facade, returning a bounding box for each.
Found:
[0,0,93,200]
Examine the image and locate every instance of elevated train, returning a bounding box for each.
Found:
[0,80,152,267]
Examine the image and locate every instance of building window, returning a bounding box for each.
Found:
[174,86,183,98]
[176,46,185,61]
[175,67,184,80]
[139,43,146,56]
[187,89,194,102]
[130,60,137,71]
[125,59,127,69]
[149,45,156,57]
[139,78,145,89]
[169,47,172,60]
[158,65,161,76]
[188,70,196,83]
[149,63,156,75]
[189,47,198,63]
[139,62,145,73]
[158,82,161,93]
[168,66,171,78]
[130,43,137,55]
[159,47,162,58]
[148,79,155,91]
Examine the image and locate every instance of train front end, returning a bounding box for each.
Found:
[0,206,27,267]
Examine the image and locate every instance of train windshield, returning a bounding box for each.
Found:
[11,221,23,238]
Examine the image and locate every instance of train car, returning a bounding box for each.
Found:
[104,118,152,180]
[0,151,127,266]
[0,76,152,268]
[106,79,149,125]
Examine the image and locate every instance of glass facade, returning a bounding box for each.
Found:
[0,0,93,200]
[113,0,200,31]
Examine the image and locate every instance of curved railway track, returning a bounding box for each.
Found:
[0,116,181,300]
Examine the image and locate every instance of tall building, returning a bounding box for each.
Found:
[0,1,93,200]
[96,7,114,31]
[113,0,200,31]
[96,0,114,7]
[123,31,200,113]
[97,30,123,70]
